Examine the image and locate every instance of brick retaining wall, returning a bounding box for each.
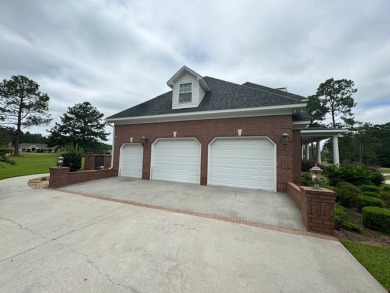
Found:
[49,167,117,188]
[287,182,336,235]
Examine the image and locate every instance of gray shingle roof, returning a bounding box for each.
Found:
[107,76,307,119]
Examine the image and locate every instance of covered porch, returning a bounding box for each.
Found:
[301,128,348,166]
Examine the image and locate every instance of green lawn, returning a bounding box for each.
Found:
[0,153,59,180]
[342,240,390,291]
[380,167,390,174]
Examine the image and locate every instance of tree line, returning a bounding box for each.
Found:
[0,75,109,155]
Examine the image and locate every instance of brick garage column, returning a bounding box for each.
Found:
[300,186,336,235]
[49,167,70,188]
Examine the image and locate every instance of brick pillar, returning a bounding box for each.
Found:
[49,167,70,188]
[84,153,94,170]
[300,186,336,235]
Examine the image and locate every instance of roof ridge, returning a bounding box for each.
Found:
[242,82,307,102]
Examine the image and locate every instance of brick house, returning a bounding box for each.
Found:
[106,66,324,192]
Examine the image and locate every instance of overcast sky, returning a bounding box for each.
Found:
[1,0,389,137]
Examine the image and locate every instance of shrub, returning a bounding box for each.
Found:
[342,220,362,233]
[61,144,84,172]
[362,191,381,199]
[334,204,348,230]
[362,207,390,234]
[301,172,312,186]
[359,185,380,193]
[326,164,384,186]
[357,195,384,210]
[381,191,390,207]
[335,182,361,208]
[301,159,326,172]
[383,185,390,192]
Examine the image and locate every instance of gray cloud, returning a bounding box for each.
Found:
[1,0,389,136]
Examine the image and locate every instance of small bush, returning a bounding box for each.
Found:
[326,164,384,186]
[357,195,384,210]
[381,191,390,207]
[360,185,380,193]
[362,191,381,199]
[301,172,312,186]
[362,207,390,234]
[61,144,84,172]
[335,182,361,208]
[301,159,326,172]
[383,185,390,192]
[334,204,348,230]
[342,220,362,233]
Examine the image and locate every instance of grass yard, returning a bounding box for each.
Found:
[0,153,58,180]
[342,240,390,291]
[380,167,390,174]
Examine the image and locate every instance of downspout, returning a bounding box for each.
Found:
[106,122,115,169]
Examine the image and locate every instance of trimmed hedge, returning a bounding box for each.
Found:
[357,195,384,210]
[335,182,361,208]
[326,165,384,186]
[360,185,380,193]
[362,191,381,199]
[362,207,390,234]
[334,204,348,230]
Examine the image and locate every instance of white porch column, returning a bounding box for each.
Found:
[306,144,310,160]
[333,135,340,166]
[316,140,321,164]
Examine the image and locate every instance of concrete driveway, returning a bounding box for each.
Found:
[61,177,305,230]
[0,175,386,292]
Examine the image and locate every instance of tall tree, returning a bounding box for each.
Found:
[0,75,51,155]
[307,78,357,128]
[47,101,109,152]
[0,126,14,147]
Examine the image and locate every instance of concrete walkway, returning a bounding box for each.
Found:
[61,177,305,230]
[0,175,387,292]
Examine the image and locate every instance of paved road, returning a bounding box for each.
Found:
[0,175,386,292]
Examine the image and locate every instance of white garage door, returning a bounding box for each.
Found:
[151,139,201,184]
[208,138,275,191]
[120,144,143,178]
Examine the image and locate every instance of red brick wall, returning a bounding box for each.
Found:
[114,116,298,192]
[287,182,336,235]
[84,154,112,170]
[49,167,117,188]
[292,129,302,185]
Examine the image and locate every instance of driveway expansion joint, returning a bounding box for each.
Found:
[57,189,337,241]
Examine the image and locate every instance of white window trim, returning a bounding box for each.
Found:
[179,82,193,103]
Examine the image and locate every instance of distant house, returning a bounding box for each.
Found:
[14,143,56,153]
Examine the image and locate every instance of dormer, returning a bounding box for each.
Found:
[167,66,211,110]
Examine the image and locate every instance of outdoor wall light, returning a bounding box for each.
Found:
[237,129,242,136]
[141,136,148,145]
[310,164,323,189]
[57,155,64,168]
[130,137,133,143]
[281,133,289,145]
[173,131,177,138]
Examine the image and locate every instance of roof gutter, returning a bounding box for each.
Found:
[106,103,307,125]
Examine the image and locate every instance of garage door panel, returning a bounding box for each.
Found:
[152,139,201,184]
[209,138,275,191]
[120,144,143,178]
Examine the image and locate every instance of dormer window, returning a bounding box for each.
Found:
[179,82,192,103]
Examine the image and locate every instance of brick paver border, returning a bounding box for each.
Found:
[56,188,337,241]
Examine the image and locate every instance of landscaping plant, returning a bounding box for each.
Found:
[61,144,84,172]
